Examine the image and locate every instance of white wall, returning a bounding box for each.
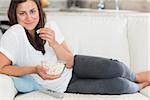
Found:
[0,0,10,8]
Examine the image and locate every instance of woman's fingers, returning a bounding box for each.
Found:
[38,28,57,47]
[39,33,53,40]
[41,73,61,80]
[43,74,61,80]
[36,65,61,80]
[36,66,48,74]
[39,28,55,36]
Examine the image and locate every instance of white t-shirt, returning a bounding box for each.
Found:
[0,21,72,92]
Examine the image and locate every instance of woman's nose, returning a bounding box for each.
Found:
[25,14,33,21]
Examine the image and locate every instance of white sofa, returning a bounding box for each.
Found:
[0,11,150,100]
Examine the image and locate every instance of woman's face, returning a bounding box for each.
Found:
[16,0,39,33]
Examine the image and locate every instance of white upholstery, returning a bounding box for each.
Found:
[140,86,150,99]
[127,15,150,73]
[0,12,150,100]
[15,91,149,100]
[0,74,17,100]
[47,15,130,66]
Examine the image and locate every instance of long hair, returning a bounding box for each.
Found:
[8,0,46,54]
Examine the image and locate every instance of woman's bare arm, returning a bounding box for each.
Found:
[52,41,74,68]
[0,53,37,76]
[0,52,61,80]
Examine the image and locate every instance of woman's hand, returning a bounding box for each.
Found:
[39,28,58,48]
[36,65,61,80]
[38,27,74,68]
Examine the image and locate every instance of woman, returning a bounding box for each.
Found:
[0,0,74,94]
[0,0,149,96]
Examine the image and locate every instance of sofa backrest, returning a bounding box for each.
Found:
[47,14,130,67]
[127,15,150,72]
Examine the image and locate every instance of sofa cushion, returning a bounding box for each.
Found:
[0,74,17,100]
[15,91,149,100]
[140,86,150,99]
[47,15,130,67]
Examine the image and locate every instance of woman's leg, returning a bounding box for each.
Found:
[136,71,150,83]
[139,81,150,89]
[66,77,140,94]
[74,55,135,81]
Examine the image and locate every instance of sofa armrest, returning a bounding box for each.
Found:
[127,16,150,73]
[140,86,150,99]
[0,74,17,100]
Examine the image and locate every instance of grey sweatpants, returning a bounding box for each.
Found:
[66,55,140,94]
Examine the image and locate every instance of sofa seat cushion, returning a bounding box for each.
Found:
[140,86,150,99]
[15,91,149,100]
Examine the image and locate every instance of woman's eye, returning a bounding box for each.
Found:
[19,12,25,16]
[30,9,37,14]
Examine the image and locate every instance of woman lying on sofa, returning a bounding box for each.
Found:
[0,0,150,97]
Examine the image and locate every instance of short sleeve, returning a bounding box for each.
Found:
[45,21,64,44]
[0,26,19,63]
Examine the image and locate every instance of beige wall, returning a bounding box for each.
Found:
[77,0,150,12]
[104,0,149,12]
[2,0,148,12]
[0,0,10,8]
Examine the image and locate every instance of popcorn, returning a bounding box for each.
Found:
[41,61,65,76]
[36,29,40,34]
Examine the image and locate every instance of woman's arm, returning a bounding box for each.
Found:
[52,41,74,68]
[39,27,74,68]
[0,53,37,76]
[0,53,59,80]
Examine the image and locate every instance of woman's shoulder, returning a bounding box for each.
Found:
[3,24,25,37]
[1,24,26,41]
[7,24,25,34]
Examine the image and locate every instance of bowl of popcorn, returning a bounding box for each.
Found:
[41,61,66,76]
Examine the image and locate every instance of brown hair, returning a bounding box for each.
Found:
[8,0,46,54]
